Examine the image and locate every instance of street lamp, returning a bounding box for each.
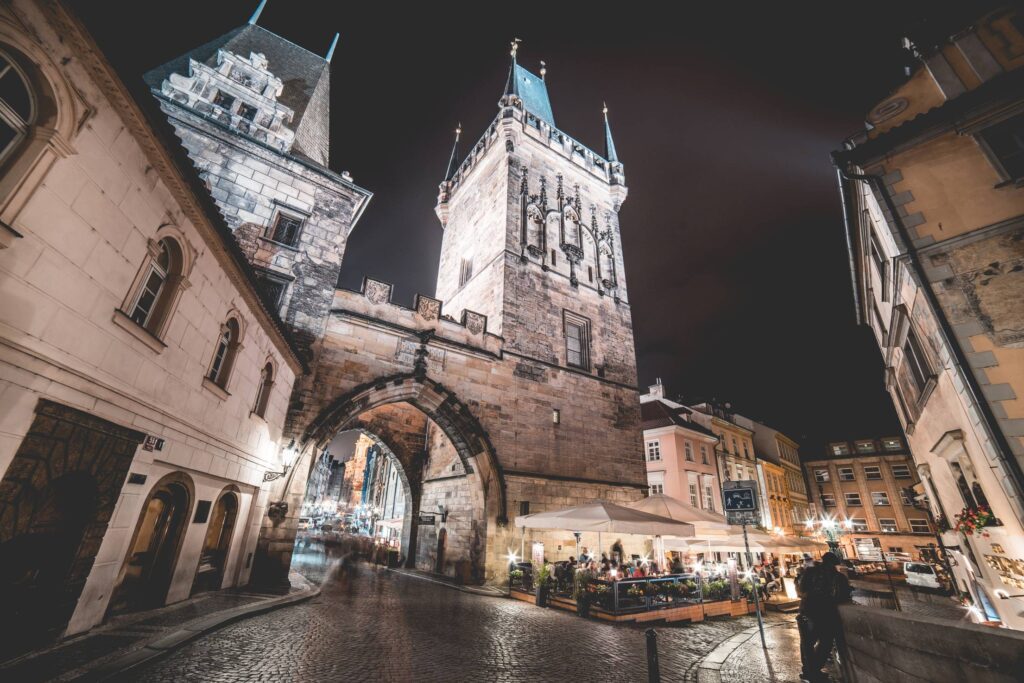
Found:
[266,439,300,521]
[806,515,853,557]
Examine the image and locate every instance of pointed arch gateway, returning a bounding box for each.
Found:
[299,372,507,579]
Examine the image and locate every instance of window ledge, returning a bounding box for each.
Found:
[249,410,267,422]
[201,376,231,401]
[112,309,166,353]
[257,236,300,252]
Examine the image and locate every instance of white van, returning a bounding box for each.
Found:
[904,561,941,589]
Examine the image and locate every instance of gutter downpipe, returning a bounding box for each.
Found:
[830,152,1024,514]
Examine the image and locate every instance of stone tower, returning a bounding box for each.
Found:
[435,48,637,387]
[143,10,372,362]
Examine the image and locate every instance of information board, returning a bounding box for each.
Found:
[722,480,759,512]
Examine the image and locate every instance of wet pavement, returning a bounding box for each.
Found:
[117,541,794,682]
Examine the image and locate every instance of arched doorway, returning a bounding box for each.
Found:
[192,488,239,595]
[107,473,192,615]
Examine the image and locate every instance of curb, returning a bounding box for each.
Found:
[387,567,508,598]
[73,584,320,681]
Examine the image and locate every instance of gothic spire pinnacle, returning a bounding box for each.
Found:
[602,102,619,163]
[444,123,462,181]
[325,33,340,62]
[248,0,267,25]
[540,60,547,81]
[504,38,522,97]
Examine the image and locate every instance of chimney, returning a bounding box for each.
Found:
[648,377,665,399]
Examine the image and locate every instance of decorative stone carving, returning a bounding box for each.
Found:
[415,294,442,321]
[462,310,487,335]
[364,278,392,305]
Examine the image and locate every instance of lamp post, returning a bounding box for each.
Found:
[266,439,299,521]
[805,515,854,558]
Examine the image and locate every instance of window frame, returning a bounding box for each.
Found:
[688,482,699,507]
[974,111,1024,186]
[458,257,474,288]
[116,235,190,350]
[649,483,664,495]
[849,518,869,532]
[814,469,830,483]
[252,361,274,418]
[265,207,306,248]
[204,317,242,394]
[863,466,882,480]
[684,441,694,462]
[0,49,36,169]
[890,464,912,479]
[870,491,891,506]
[844,492,863,507]
[909,519,930,534]
[837,467,855,481]
[645,440,661,462]
[563,311,591,371]
[821,493,836,507]
[700,444,709,464]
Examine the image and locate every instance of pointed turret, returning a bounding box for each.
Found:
[444,123,462,181]
[248,0,267,24]
[500,40,555,127]
[603,102,618,163]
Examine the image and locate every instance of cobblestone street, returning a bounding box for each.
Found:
[115,543,793,682]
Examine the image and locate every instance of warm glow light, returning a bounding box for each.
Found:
[843,518,854,530]
[805,518,815,530]
[281,440,298,469]
[506,548,519,566]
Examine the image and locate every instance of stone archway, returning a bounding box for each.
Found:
[255,373,506,588]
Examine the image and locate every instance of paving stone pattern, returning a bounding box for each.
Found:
[122,544,772,682]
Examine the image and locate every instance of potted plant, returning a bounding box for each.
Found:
[509,568,524,590]
[594,582,612,609]
[535,563,553,607]
[954,505,996,538]
[572,570,591,617]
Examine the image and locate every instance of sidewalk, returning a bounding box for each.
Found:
[0,572,319,682]
[691,615,839,683]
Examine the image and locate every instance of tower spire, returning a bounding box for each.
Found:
[325,33,340,62]
[603,102,619,163]
[504,38,522,97]
[444,123,462,181]
[248,0,267,25]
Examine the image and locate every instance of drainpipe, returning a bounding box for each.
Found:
[830,153,1024,513]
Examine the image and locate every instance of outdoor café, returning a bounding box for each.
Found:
[510,495,827,622]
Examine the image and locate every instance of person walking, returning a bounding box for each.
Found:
[796,552,851,682]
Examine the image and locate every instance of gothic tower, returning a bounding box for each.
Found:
[143,6,371,361]
[435,46,636,387]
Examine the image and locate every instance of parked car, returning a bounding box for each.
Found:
[904,562,941,589]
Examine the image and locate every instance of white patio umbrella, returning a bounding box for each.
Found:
[626,494,732,536]
[515,501,695,561]
[514,501,696,537]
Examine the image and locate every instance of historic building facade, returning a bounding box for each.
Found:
[749,418,810,533]
[804,438,936,564]
[144,19,646,584]
[639,381,722,512]
[832,6,1024,627]
[0,0,303,654]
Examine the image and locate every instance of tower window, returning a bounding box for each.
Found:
[459,258,473,288]
[267,212,304,247]
[238,103,258,121]
[551,249,557,266]
[213,90,235,111]
[588,266,593,282]
[563,311,591,370]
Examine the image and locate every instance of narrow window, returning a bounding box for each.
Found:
[253,362,274,417]
[587,266,593,282]
[700,444,709,464]
[459,258,473,288]
[688,483,698,507]
[563,311,591,370]
[268,212,304,247]
[703,483,714,511]
[646,440,661,461]
[207,318,241,389]
[684,442,694,462]
[551,249,557,266]
[869,230,889,301]
[903,329,930,393]
[125,237,184,338]
[129,241,170,328]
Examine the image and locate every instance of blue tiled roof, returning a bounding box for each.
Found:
[510,63,554,127]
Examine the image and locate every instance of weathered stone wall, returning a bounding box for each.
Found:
[837,603,1024,682]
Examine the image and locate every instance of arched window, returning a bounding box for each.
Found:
[125,237,184,337]
[252,361,274,418]
[0,48,34,168]
[207,318,241,389]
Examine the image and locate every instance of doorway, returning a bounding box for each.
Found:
[192,490,239,595]
[108,474,192,615]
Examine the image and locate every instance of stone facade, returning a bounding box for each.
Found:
[0,0,301,649]
[833,7,1024,628]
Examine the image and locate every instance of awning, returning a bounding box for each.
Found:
[626,494,732,537]
[515,501,695,537]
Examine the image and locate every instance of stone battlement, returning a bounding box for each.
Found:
[440,103,625,204]
[332,278,502,355]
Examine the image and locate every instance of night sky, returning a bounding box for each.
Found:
[72,1,970,455]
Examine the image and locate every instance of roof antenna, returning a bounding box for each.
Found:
[248,0,267,25]
[326,32,340,63]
